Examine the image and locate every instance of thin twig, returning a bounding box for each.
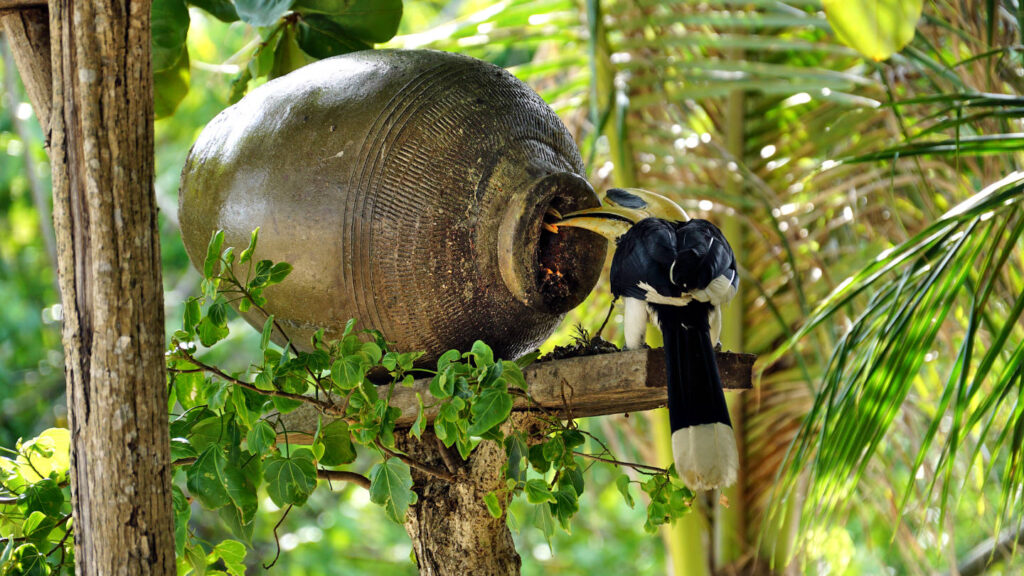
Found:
[46,514,74,556]
[434,436,460,474]
[317,469,371,490]
[262,504,293,569]
[173,350,341,415]
[573,451,666,474]
[594,296,618,340]
[0,495,18,505]
[376,441,458,483]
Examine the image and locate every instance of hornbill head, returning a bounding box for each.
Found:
[551,188,689,240]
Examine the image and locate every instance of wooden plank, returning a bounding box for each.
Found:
[280,348,755,440]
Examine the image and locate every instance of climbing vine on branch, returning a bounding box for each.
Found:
[2,228,696,574]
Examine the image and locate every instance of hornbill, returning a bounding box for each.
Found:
[554,188,739,491]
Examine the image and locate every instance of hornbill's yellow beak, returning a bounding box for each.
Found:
[551,206,643,241]
[602,188,690,222]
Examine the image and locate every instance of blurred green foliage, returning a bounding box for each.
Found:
[2,0,1024,575]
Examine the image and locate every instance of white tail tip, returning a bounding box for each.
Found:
[671,422,738,491]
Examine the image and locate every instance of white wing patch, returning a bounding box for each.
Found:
[690,274,737,306]
[637,282,693,306]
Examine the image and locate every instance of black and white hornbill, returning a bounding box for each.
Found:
[554,188,739,491]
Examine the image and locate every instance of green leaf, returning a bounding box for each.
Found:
[151,0,190,73]
[18,428,71,483]
[533,502,555,546]
[436,349,460,371]
[183,297,201,334]
[271,23,310,79]
[154,47,190,119]
[170,437,198,461]
[197,316,230,347]
[264,450,318,507]
[318,420,357,466]
[467,340,495,368]
[467,386,513,436]
[562,430,585,451]
[21,511,51,539]
[360,341,383,364]
[246,421,277,456]
[501,361,527,390]
[213,540,247,576]
[260,314,275,351]
[21,478,63,516]
[331,357,364,390]
[268,262,294,284]
[295,14,371,59]
[551,489,578,530]
[559,462,584,497]
[186,543,208,576]
[235,0,295,27]
[410,393,426,439]
[514,351,541,369]
[823,0,923,61]
[484,491,502,519]
[172,484,191,555]
[223,465,259,523]
[524,478,555,504]
[369,458,416,524]
[186,446,232,510]
[188,0,239,22]
[7,543,49,576]
[503,432,528,484]
[429,369,454,399]
[616,475,635,508]
[250,259,274,288]
[239,227,259,264]
[528,444,550,474]
[203,230,225,279]
[293,0,401,43]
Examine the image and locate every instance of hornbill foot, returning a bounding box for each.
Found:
[714,341,722,352]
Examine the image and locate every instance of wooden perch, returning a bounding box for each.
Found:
[280,348,755,442]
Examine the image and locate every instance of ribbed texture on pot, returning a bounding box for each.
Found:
[179,50,604,363]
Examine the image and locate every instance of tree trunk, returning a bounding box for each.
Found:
[44,0,176,573]
[398,430,522,576]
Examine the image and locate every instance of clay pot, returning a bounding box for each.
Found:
[179,49,603,363]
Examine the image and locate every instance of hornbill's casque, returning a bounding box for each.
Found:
[554,188,739,491]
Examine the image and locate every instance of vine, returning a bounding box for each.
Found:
[1,228,695,575]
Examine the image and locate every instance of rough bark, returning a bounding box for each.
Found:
[397,419,543,576]
[44,0,176,573]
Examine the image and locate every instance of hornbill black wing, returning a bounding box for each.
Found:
[671,219,738,305]
[609,218,678,300]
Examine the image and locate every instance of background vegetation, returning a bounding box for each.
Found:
[2,0,1022,574]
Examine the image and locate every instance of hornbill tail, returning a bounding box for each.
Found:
[659,304,738,491]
